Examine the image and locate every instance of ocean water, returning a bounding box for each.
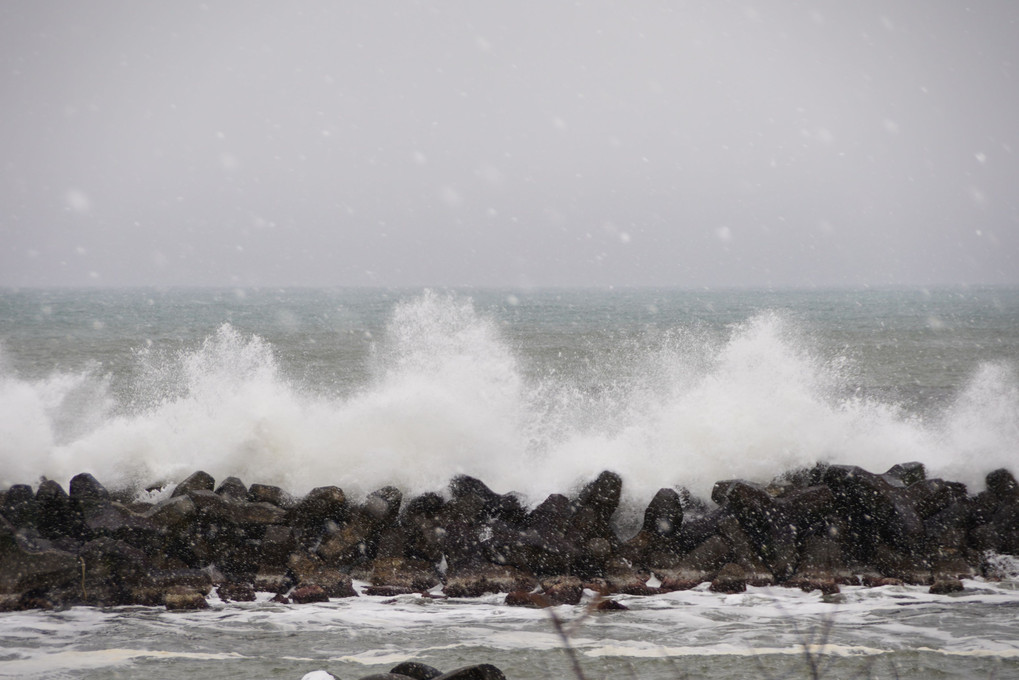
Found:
[1,286,1018,679]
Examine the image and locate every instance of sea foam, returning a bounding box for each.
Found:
[1,291,1016,508]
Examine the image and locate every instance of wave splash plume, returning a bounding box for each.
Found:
[1,290,1016,505]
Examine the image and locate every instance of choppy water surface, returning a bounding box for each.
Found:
[2,580,1018,680]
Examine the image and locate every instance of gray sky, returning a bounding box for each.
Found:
[1,1,1017,288]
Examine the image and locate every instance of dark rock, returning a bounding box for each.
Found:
[215,476,248,500]
[254,569,291,594]
[390,661,443,680]
[872,543,931,585]
[288,553,358,598]
[187,490,287,527]
[527,493,573,536]
[150,567,213,593]
[289,486,349,529]
[823,465,925,559]
[716,515,775,586]
[574,470,623,523]
[217,582,256,602]
[670,508,722,555]
[369,556,440,591]
[603,559,657,595]
[143,495,197,529]
[171,471,215,498]
[906,479,968,519]
[641,488,684,537]
[444,564,537,598]
[504,590,547,607]
[363,585,416,596]
[257,525,297,567]
[711,481,797,580]
[247,483,286,507]
[595,599,629,611]
[655,535,732,590]
[883,462,926,487]
[710,562,747,594]
[35,480,77,538]
[434,664,507,680]
[985,468,1019,501]
[929,578,964,594]
[69,473,110,502]
[164,586,209,610]
[2,485,36,527]
[290,584,329,603]
[0,531,80,604]
[74,537,153,606]
[364,486,403,529]
[539,575,584,605]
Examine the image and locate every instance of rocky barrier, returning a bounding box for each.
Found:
[2,462,1017,611]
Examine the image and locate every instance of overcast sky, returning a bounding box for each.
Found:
[1,1,1017,288]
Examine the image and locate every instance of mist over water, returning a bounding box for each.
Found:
[1,289,1017,510]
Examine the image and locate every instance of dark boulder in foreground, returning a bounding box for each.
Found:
[1,464,1016,610]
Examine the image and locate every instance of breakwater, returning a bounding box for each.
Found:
[2,462,1017,612]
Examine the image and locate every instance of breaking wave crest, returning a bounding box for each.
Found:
[1,291,1016,505]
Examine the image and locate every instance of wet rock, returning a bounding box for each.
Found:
[642,487,684,538]
[710,562,747,594]
[289,486,349,530]
[539,575,584,605]
[369,556,441,591]
[215,476,248,500]
[906,479,967,519]
[253,569,291,594]
[711,481,797,580]
[0,521,80,596]
[603,559,657,595]
[74,536,153,606]
[985,468,1019,501]
[444,564,537,598]
[574,470,623,524]
[504,590,547,607]
[288,553,357,598]
[2,484,37,527]
[434,664,507,680]
[449,476,524,525]
[929,577,964,594]
[363,585,416,596]
[595,599,629,611]
[883,462,927,487]
[217,582,256,602]
[187,490,287,527]
[34,480,77,538]
[872,543,931,585]
[823,465,925,559]
[389,661,443,680]
[69,473,111,502]
[257,524,297,568]
[655,535,732,590]
[527,493,573,536]
[290,584,329,603]
[170,471,215,498]
[144,494,197,529]
[164,586,209,610]
[247,483,287,507]
[363,486,404,529]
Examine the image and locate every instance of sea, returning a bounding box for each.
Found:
[1,286,1018,679]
